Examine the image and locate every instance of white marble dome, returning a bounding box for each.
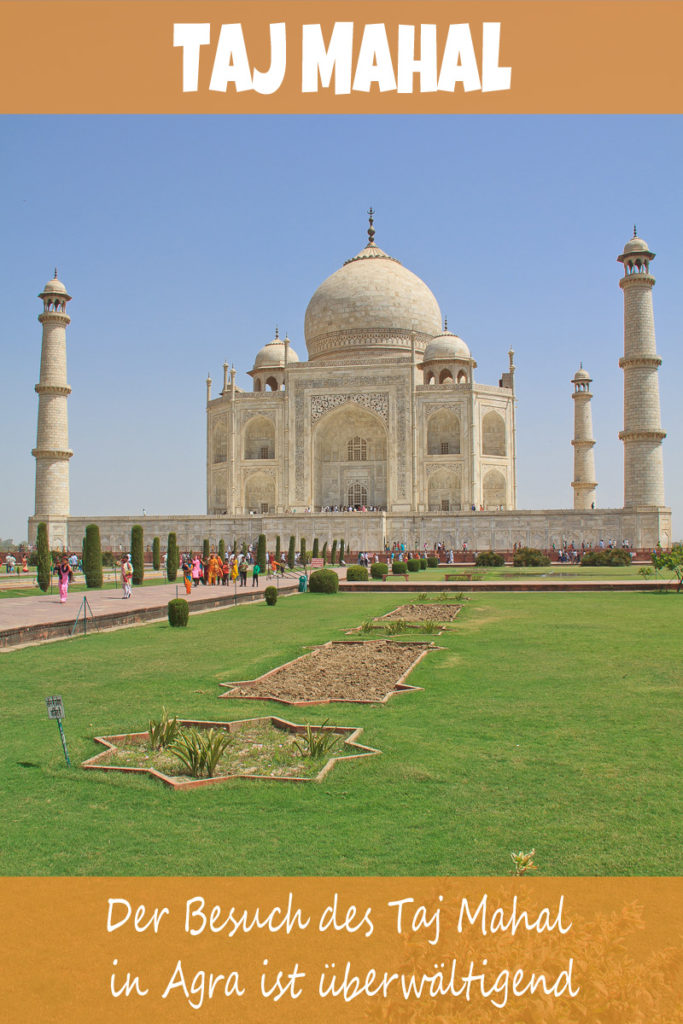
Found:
[423,330,471,362]
[304,240,442,363]
[40,271,70,297]
[252,333,300,370]
[623,235,650,254]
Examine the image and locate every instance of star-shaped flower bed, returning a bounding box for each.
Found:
[81,716,380,789]
[220,640,435,706]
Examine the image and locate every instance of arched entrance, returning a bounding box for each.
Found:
[313,404,388,510]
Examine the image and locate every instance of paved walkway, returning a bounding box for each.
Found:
[0,576,300,649]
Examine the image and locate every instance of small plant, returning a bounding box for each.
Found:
[293,721,341,759]
[417,592,428,602]
[419,558,427,570]
[148,708,180,750]
[264,585,277,606]
[384,619,409,635]
[359,619,375,633]
[427,556,439,568]
[406,558,420,572]
[638,566,653,579]
[346,565,369,581]
[513,547,550,567]
[392,561,408,575]
[170,727,232,778]
[510,848,538,876]
[370,561,389,579]
[419,620,440,634]
[167,598,189,627]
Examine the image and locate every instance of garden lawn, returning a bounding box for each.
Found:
[2,590,680,876]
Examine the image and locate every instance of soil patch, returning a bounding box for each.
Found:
[220,640,433,705]
[379,603,462,622]
[82,717,379,788]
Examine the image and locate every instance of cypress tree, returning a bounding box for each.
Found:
[36,522,51,593]
[152,536,161,571]
[218,538,225,561]
[81,535,87,566]
[84,524,103,588]
[339,539,345,564]
[167,532,179,582]
[322,541,328,564]
[312,538,319,560]
[203,538,210,560]
[257,533,267,572]
[275,536,281,563]
[331,539,337,565]
[300,538,307,566]
[287,535,295,569]
[242,541,247,556]
[131,525,144,586]
[232,538,237,558]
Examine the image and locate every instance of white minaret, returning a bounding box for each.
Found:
[32,271,73,547]
[617,230,666,507]
[571,365,597,509]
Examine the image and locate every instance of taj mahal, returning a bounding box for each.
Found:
[28,216,671,553]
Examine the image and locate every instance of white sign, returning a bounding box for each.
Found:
[45,695,65,720]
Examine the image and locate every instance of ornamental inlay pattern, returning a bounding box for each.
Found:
[310,393,389,426]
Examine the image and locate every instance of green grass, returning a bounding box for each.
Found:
[1,591,680,876]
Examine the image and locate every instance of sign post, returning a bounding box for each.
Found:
[45,695,71,766]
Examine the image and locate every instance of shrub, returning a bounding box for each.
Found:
[582,547,632,567]
[131,524,144,586]
[218,538,225,561]
[308,568,339,593]
[275,536,281,563]
[513,547,550,567]
[330,540,337,565]
[427,556,438,568]
[392,561,408,575]
[346,565,369,581]
[371,561,389,579]
[152,536,161,571]
[406,558,421,572]
[202,538,210,560]
[84,524,103,588]
[167,598,189,627]
[322,541,328,563]
[287,535,296,569]
[36,522,51,593]
[166,533,179,582]
[476,550,505,567]
[312,538,319,560]
[264,585,277,606]
[101,550,116,567]
[300,538,307,565]
[257,533,266,572]
[339,540,345,564]
[419,558,427,570]
[81,534,87,566]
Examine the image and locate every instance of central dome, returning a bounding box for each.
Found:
[304,235,442,364]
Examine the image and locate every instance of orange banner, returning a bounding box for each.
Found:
[0,1,683,113]
[3,876,682,1022]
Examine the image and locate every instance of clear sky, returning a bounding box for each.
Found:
[1,115,681,543]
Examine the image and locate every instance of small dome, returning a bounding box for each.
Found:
[423,331,471,363]
[623,235,650,254]
[573,367,590,381]
[252,334,300,370]
[40,270,70,299]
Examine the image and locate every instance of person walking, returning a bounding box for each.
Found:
[120,554,133,599]
[181,555,193,596]
[54,554,73,603]
[238,555,248,587]
[252,560,260,587]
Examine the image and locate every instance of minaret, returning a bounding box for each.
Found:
[32,270,73,546]
[617,229,666,507]
[571,365,597,509]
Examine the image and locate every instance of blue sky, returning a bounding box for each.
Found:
[1,115,681,542]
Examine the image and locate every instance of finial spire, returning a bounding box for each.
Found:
[275,325,279,339]
[367,207,375,246]
[633,224,637,238]
[444,316,448,331]
[54,267,58,279]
